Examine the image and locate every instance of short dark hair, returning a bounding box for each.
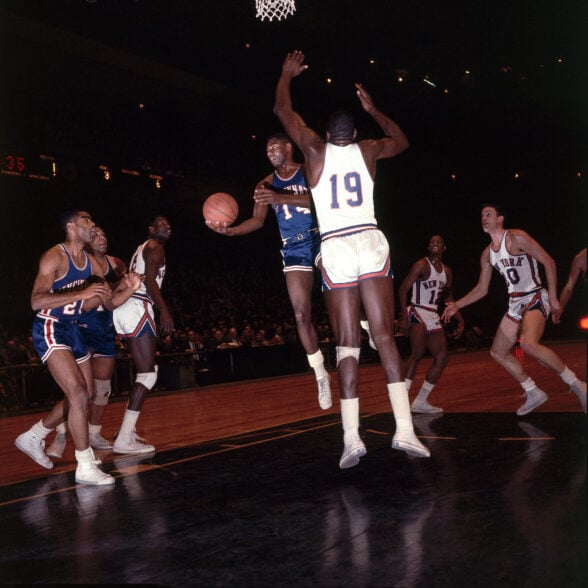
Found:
[326,110,355,142]
[60,209,85,230]
[481,203,505,217]
[266,132,293,146]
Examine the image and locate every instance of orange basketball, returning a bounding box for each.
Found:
[202,192,238,225]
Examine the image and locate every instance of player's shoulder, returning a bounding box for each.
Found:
[415,257,430,273]
[41,243,67,264]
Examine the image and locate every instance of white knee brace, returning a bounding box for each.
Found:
[93,379,111,406]
[136,371,157,390]
[336,346,360,366]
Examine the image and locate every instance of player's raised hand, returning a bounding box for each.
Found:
[282,50,309,78]
[355,83,376,114]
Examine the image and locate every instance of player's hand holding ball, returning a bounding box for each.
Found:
[203,192,238,233]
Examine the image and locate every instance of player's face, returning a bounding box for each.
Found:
[266,140,289,168]
[428,235,445,255]
[481,207,502,233]
[71,211,96,243]
[151,216,172,242]
[91,227,108,254]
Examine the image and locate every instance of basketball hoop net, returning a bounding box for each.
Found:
[256,0,296,21]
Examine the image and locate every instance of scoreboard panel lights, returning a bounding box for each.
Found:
[1,153,54,181]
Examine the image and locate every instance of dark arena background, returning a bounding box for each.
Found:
[0,1,586,586]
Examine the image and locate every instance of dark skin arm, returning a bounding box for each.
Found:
[398,258,430,332]
[206,173,313,236]
[143,239,173,336]
[274,50,409,186]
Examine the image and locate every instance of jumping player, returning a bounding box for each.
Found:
[274,50,430,468]
[443,204,586,414]
[207,133,332,410]
[398,235,464,413]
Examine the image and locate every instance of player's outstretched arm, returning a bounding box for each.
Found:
[274,51,323,167]
[397,259,427,332]
[560,248,587,310]
[442,248,492,321]
[355,83,409,160]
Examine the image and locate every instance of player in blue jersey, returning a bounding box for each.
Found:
[206,133,332,410]
[274,50,430,468]
[443,204,586,414]
[15,210,141,485]
[46,226,128,458]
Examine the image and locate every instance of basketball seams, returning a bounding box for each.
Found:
[203,192,238,224]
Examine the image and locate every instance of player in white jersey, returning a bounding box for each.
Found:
[443,204,586,415]
[274,50,430,468]
[398,235,464,413]
[112,214,173,454]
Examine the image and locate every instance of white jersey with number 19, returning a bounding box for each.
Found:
[311,143,377,240]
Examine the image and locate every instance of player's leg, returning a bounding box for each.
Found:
[405,321,427,390]
[490,315,548,415]
[519,310,586,411]
[324,287,366,468]
[411,330,448,414]
[285,269,331,409]
[46,353,115,455]
[113,334,157,454]
[88,356,115,448]
[29,351,112,484]
[359,277,429,458]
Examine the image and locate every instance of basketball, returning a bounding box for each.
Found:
[202,192,238,225]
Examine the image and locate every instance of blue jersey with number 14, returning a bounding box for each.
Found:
[271,166,317,242]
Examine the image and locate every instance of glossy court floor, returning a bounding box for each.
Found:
[0,341,586,586]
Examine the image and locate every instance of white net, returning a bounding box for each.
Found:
[255,0,296,21]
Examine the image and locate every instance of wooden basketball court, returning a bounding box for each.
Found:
[0,340,585,586]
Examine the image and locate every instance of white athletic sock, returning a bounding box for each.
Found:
[55,422,67,436]
[388,382,414,434]
[88,424,102,435]
[307,349,328,380]
[415,380,435,403]
[405,378,413,392]
[118,409,140,442]
[341,397,360,443]
[559,366,577,385]
[74,447,94,464]
[521,377,537,392]
[31,420,53,439]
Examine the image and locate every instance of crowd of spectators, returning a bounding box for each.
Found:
[0,262,333,369]
[0,261,487,376]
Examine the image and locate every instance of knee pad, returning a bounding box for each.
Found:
[93,379,111,406]
[136,371,157,390]
[336,346,360,366]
